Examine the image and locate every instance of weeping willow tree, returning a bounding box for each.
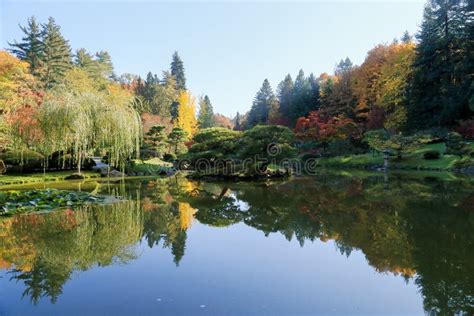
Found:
[38,89,142,173]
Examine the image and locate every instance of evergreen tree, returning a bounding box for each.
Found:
[246,79,276,128]
[277,74,294,126]
[198,95,215,128]
[41,17,72,88]
[8,16,44,76]
[73,49,114,85]
[233,112,242,131]
[158,71,179,118]
[143,72,158,102]
[170,51,186,90]
[401,30,413,43]
[308,73,321,111]
[291,69,314,123]
[95,50,114,79]
[74,48,94,69]
[408,0,472,128]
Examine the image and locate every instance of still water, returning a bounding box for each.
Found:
[0,172,473,315]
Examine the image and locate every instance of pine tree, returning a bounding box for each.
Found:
[408,0,472,128]
[401,30,413,43]
[74,48,94,69]
[159,71,179,118]
[308,73,321,111]
[41,17,72,88]
[277,74,294,126]
[74,49,114,83]
[8,16,44,76]
[198,95,215,128]
[95,51,114,79]
[246,79,276,128]
[143,72,157,102]
[291,69,314,123]
[233,112,242,131]
[170,51,186,90]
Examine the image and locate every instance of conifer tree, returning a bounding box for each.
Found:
[8,16,44,76]
[277,74,294,125]
[95,51,114,79]
[198,95,215,128]
[233,112,242,131]
[408,0,472,128]
[246,79,277,128]
[41,17,72,88]
[291,69,314,122]
[74,48,94,69]
[170,51,186,90]
[401,31,413,43]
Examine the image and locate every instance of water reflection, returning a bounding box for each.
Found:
[0,173,473,315]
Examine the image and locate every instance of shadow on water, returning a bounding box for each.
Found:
[0,172,473,315]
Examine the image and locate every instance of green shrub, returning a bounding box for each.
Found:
[327,139,365,157]
[445,132,471,158]
[416,128,448,143]
[423,150,440,160]
[185,127,241,165]
[0,149,44,163]
[163,153,177,162]
[238,125,297,162]
[453,158,474,169]
[0,149,44,172]
[299,152,320,161]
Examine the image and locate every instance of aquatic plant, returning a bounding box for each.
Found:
[0,189,108,215]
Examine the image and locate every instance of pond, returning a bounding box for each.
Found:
[0,172,473,315]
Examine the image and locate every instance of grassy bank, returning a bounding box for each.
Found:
[0,170,102,186]
[0,158,174,188]
[126,158,174,175]
[317,143,474,172]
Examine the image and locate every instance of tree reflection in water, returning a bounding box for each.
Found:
[0,173,473,314]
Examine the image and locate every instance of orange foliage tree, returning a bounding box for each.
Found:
[295,111,357,154]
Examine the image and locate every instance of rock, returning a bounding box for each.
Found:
[99,167,109,177]
[99,167,126,178]
[463,166,474,175]
[65,173,85,180]
[108,170,126,178]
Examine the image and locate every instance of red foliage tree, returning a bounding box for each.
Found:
[5,89,44,148]
[295,110,357,154]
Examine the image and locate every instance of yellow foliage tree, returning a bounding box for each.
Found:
[174,90,197,137]
[376,42,416,131]
[0,50,36,114]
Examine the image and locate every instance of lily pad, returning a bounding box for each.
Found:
[0,189,110,216]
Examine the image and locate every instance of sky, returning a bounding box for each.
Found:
[1,0,425,117]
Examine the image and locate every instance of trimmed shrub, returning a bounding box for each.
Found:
[0,149,44,173]
[163,153,177,162]
[445,132,471,158]
[423,150,440,160]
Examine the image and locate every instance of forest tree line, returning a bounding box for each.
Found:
[241,0,473,141]
[0,16,233,171]
[0,0,472,174]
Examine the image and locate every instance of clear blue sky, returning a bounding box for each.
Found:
[1,0,425,117]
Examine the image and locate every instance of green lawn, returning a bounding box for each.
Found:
[317,143,474,172]
[0,170,101,186]
[127,158,174,175]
